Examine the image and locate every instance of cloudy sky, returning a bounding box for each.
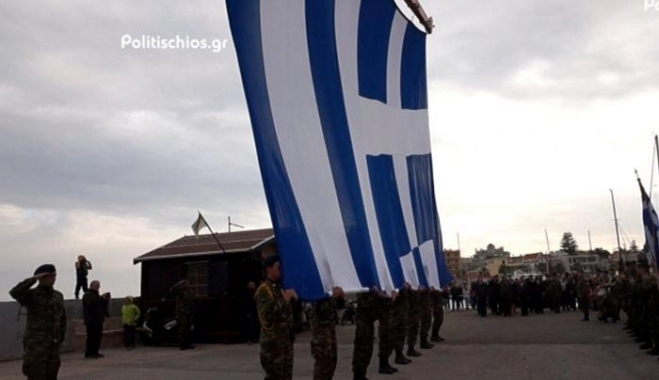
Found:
[1,0,658,300]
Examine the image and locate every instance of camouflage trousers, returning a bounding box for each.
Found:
[176,312,193,348]
[261,339,294,380]
[406,292,420,348]
[311,326,337,380]
[378,300,394,359]
[23,340,61,380]
[431,304,444,337]
[392,297,409,352]
[352,303,378,376]
[419,302,432,343]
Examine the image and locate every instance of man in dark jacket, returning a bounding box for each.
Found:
[82,280,109,359]
[474,275,489,317]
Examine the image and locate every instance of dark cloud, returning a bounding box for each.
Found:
[424,0,659,100]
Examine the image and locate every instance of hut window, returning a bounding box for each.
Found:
[185,261,209,297]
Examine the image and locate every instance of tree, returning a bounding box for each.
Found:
[592,247,611,259]
[560,232,578,255]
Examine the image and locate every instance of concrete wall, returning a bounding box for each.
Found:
[0,299,125,362]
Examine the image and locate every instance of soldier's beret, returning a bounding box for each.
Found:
[34,264,56,275]
[262,254,281,269]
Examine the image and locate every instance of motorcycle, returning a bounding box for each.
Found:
[139,305,194,346]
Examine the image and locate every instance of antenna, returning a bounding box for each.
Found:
[228,216,244,233]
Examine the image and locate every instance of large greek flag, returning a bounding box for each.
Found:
[227,0,452,300]
[638,178,659,268]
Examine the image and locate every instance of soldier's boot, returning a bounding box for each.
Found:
[646,348,659,355]
[353,373,370,380]
[430,335,445,343]
[406,346,422,357]
[419,338,434,349]
[640,343,653,350]
[394,350,411,365]
[378,356,396,374]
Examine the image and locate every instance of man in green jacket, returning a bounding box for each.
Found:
[10,264,67,380]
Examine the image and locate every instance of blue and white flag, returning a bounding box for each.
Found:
[227,0,452,300]
[638,178,659,268]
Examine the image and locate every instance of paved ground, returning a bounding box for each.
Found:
[1,309,658,380]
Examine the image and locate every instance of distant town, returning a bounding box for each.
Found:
[445,232,646,285]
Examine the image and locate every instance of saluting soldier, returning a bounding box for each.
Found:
[10,264,67,380]
[256,255,297,380]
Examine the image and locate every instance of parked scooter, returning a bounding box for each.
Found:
[139,300,194,346]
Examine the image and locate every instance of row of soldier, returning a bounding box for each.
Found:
[619,265,659,358]
[469,272,606,318]
[255,255,449,380]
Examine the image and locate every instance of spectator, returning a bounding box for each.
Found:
[82,280,110,359]
[121,296,140,350]
[75,255,92,300]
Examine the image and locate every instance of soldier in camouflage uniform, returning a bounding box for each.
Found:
[430,287,445,342]
[418,287,433,349]
[256,255,297,380]
[377,293,397,375]
[310,287,343,380]
[393,284,411,365]
[352,288,381,380]
[170,279,195,350]
[637,272,657,351]
[9,264,66,380]
[406,289,422,357]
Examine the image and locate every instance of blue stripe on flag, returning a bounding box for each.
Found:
[226,0,324,298]
[433,212,453,285]
[640,179,659,267]
[407,154,453,285]
[412,247,429,287]
[407,154,435,243]
[400,23,428,110]
[358,0,396,104]
[305,0,380,289]
[366,154,408,288]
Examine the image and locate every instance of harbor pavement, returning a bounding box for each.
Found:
[0,310,657,380]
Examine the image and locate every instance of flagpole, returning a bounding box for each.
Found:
[199,212,227,254]
[610,189,623,263]
[654,135,659,194]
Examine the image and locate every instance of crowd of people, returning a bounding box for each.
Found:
[10,253,659,380]
[466,270,629,321]
[255,255,450,380]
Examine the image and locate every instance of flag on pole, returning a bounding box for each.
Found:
[227,0,452,300]
[191,212,210,237]
[638,178,659,268]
